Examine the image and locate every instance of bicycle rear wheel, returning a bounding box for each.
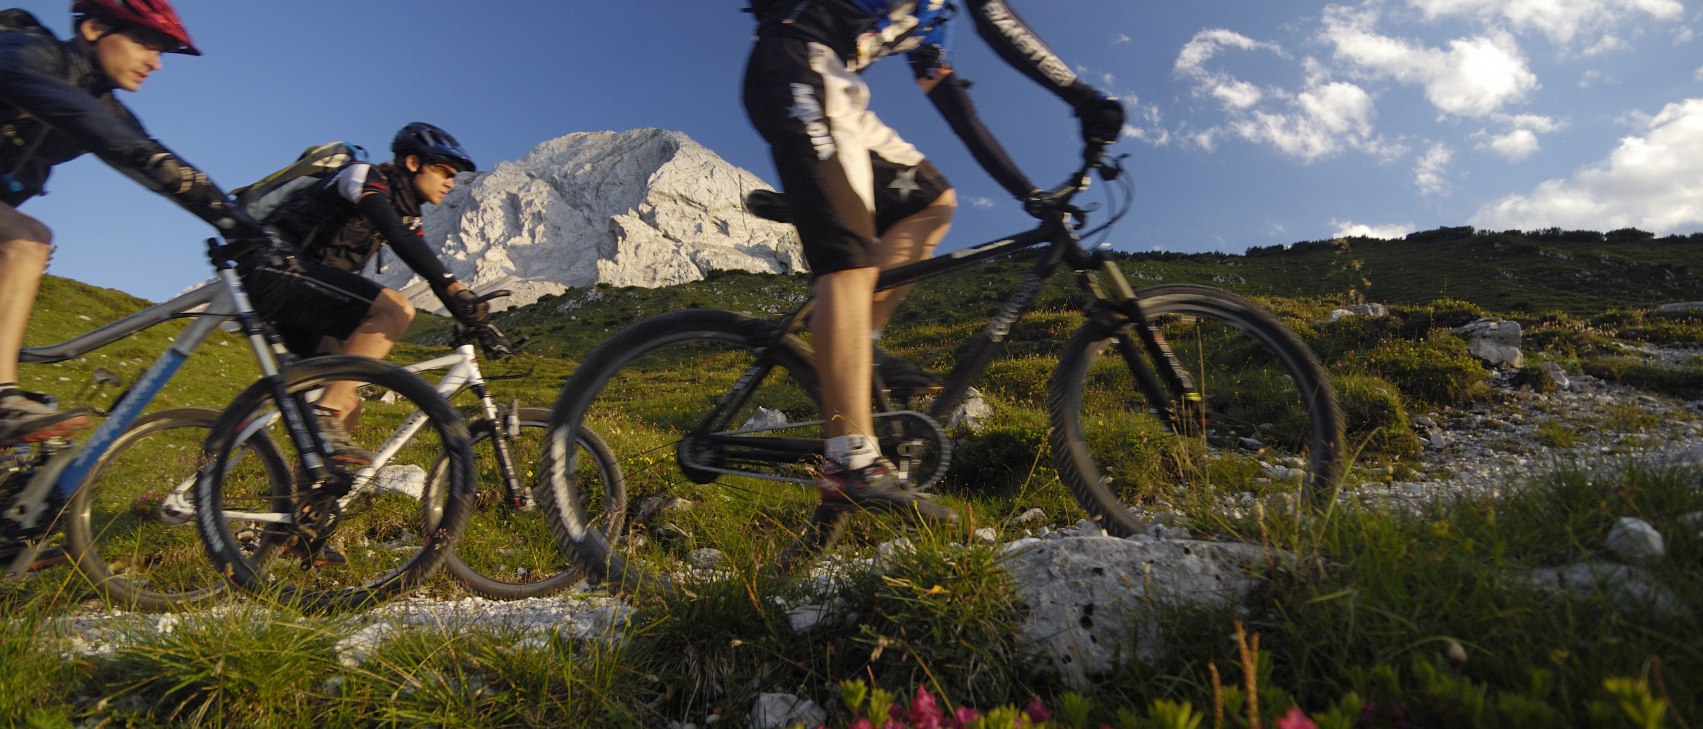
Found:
[537,309,821,597]
[438,409,625,600]
[64,407,290,611]
[193,356,476,612]
[1050,285,1343,536]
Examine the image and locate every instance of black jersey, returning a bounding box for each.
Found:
[0,9,252,231]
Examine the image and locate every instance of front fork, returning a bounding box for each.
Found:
[471,383,531,510]
[1077,259,1206,435]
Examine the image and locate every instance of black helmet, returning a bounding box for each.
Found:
[391,122,475,173]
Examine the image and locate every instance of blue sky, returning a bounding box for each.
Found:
[18,0,1703,301]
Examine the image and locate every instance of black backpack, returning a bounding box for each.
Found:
[230,141,367,221]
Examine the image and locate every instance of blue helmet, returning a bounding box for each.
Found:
[391,122,475,173]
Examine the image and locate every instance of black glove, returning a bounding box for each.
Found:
[447,287,491,326]
[221,224,302,276]
[1022,188,1052,219]
[473,323,515,360]
[1075,93,1126,146]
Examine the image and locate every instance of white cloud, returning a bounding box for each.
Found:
[1230,81,1385,161]
[1174,26,1394,161]
[1415,142,1454,194]
[1695,65,1703,81]
[1333,220,1413,239]
[1404,0,1684,47]
[1175,29,1284,76]
[1471,97,1703,234]
[1114,33,1132,45]
[1122,101,1171,146]
[1482,128,1542,159]
[968,196,998,209]
[1323,6,1539,118]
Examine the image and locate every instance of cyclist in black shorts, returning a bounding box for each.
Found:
[0,0,273,445]
[240,122,491,464]
[743,0,1124,522]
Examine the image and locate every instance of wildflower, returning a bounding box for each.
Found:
[1274,706,1319,729]
[950,706,983,729]
[909,685,944,729]
[1024,696,1052,722]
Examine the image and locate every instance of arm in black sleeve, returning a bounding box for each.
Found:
[353,190,456,296]
[962,0,1098,107]
[0,35,255,232]
[924,73,1036,199]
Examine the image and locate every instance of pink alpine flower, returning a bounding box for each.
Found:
[1274,706,1319,729]
[949,706,983,729]
[908,685,945,729]
[1024,696,1052,722]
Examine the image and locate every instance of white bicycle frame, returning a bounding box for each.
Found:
[168,343,494,525]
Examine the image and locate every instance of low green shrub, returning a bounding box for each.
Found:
[1333,373,1422,461]
[1583,358,1703,399]
[1350,333,1491,406]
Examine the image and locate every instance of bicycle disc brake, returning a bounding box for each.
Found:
[873,409,951,491]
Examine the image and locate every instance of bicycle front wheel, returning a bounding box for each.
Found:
[438,410,625,600]
[193,356,477,612]
[1050,285,1343,536]
[537,309,820,597]
[65,407,290,611]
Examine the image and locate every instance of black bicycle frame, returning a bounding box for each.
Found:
[688,208,1202,477]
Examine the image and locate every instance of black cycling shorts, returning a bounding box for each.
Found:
[241,260,382,357]
[743,36,952,275]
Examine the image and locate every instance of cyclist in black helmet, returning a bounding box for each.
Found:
[742,1,1124,524]
[0,0,273,445]
[240,122,492,468]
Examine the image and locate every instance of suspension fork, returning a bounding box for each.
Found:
[1078,259,1204,432]
[470,381,531,509]
[219,268,340,488]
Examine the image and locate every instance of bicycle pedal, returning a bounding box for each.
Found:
[158,490,194,526]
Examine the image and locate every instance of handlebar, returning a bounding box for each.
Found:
[1024,141,1120,224]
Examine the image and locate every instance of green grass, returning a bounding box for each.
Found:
[6,227,1703,726]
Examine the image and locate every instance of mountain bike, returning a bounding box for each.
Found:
[537,141,1345,595]
[3,241,478,612]
[192,307,626,601]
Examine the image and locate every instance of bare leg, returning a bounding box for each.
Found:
[815,266,879,441]
[315,288,415,424]
[0,206,54,385]
[870,189,955,331]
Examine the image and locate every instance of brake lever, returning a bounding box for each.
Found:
[1095,153,1128,182]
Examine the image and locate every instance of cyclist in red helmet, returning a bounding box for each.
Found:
[0,1,272,445]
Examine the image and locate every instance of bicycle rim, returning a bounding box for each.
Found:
[193,356,476,612]
[539,309,822,597]
[65,407,289,611]
[1050,285,1344,536]
[440,411,625,599]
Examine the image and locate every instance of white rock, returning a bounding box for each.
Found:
[374,465,427,500]
[1604,517,1665,564]
[376,129,806,312]
[1004,537,1277,690]
[1454,318,1524,368]
[740,406,788,431]
[750,693,827,729]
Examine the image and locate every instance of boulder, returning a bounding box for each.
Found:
[1003,537,1274,690]
[1454,317,1524,368]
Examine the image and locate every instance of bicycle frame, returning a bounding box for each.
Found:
[204,341,524,524]
[693,200,1197,484]
[4,264,306,577]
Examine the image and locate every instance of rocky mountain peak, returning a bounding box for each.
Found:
[376,128,805,310]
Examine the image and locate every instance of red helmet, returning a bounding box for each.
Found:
[72,0,200,56]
